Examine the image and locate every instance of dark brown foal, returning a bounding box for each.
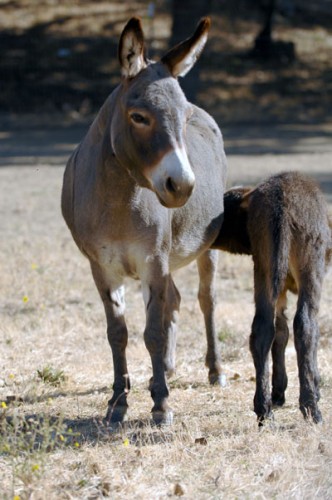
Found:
[213,171,332,424]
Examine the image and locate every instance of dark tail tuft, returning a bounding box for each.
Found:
[270,201,290,301]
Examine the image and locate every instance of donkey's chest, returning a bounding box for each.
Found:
[77,188,219,277]
[93,240,145,280]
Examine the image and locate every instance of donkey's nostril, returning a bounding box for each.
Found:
[166,176,177,194]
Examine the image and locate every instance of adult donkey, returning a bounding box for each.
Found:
[62,17,227,425]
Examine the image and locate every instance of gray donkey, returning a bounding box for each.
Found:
[212,171,332,424]
[62,17,227,425]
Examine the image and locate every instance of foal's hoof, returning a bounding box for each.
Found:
[209,372,227,387]
[313,412,323,424]
[272,393,285,407]
[102,420,123,433]
[301,405,323,424]
[152,409,174,426]
[104,404,128,426]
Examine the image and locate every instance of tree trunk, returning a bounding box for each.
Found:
[170,0,212,102]
[253,0,276,56]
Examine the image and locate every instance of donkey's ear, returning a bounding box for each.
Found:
[119,17,147,78]
[161,17,210,78]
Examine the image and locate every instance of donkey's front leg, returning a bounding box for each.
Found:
[105,299,130,424]
[197,250,223,385]
[143,273,173,425]
[91,264,130,424]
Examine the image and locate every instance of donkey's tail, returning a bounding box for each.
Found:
[270,207,290,302]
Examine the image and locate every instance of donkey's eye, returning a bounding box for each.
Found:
[130,112,150,126]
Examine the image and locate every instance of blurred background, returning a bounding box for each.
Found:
[1,0,331,128]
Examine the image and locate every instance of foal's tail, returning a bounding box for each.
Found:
[270,207,290,302]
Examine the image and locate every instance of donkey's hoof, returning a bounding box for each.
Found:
[209,373,227,387]
[257,411,274,428]
[152,409,174,426]
[166,368,176,379]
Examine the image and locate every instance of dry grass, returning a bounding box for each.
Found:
[1,2,332,497]
[0,145,332,499]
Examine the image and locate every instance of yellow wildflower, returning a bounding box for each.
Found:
[22,295,29,303]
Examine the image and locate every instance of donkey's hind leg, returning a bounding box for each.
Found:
[294,267,323,423]
[148,275,180,390]
[197,249,223,385]
[142,268,175,425]
[163,277,181,378]
[271,288,289,407]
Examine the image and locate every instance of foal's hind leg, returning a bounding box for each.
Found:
[294,268,323,423]
[271,288,289,407]
[197,250,223,385]
[250,266,276,423]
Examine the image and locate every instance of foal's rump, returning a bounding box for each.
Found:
[246,177,290,303]
[247,171,331,303]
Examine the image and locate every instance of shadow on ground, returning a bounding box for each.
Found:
[0,1,332,124]
[1,118,332,164]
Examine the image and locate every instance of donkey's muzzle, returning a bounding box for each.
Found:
[150,148,195,208]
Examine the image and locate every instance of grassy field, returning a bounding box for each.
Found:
[0,132,332,498]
